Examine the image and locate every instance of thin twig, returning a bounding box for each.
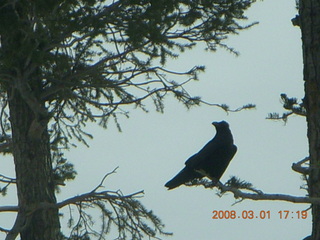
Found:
[91,166,119,193]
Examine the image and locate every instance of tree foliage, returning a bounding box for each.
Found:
[267,93,306,122]
[0,0,256,239]
[0,0,256,169]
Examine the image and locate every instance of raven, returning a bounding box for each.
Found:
[165,121,237,190]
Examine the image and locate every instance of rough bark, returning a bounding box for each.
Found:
[0,2,61,238]
[299,0,320,239]
[7,86,60,240]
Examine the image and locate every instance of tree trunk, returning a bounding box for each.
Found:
[7,86,60,240]
[299,1,320,239]
[0,2,61,239]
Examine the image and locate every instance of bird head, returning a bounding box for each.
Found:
[212,121,233,139]
[212,121,229,129]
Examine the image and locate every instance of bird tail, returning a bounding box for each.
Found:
[165,167,199,190]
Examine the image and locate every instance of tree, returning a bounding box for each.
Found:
[0,0,256,239]
[299,0,320,239]
[261,1,320,239]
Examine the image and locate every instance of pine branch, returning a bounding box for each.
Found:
[217,183,312,203]
[1,170,170,239]
[267,93,306,122]
[56,189,145,210]
[188,178,317,204]
[199,101,256,112]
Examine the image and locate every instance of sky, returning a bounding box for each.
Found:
[0,0,312,239]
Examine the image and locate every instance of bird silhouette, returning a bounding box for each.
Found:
[165,121,237,190]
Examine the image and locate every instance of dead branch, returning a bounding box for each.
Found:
[56,189,144,209]
[0,174,16,184]
[0,206,18,212]
[292,157,310,174]
[91,166,119,193]
[217,183,313,204]
[191,180,316,204]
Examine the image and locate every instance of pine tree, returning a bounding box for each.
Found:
[299,0,320,239]
[0,0,255,239]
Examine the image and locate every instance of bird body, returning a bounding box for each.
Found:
[165,121,237,190]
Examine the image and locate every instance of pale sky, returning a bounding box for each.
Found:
[0,0,311,239]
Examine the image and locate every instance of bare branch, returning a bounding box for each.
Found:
[0,206,18,212]
[292,157,310,175]
[0,174,16,184]
[189,179,317,204]
[91,166,119,193]
[218,186,312,204]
